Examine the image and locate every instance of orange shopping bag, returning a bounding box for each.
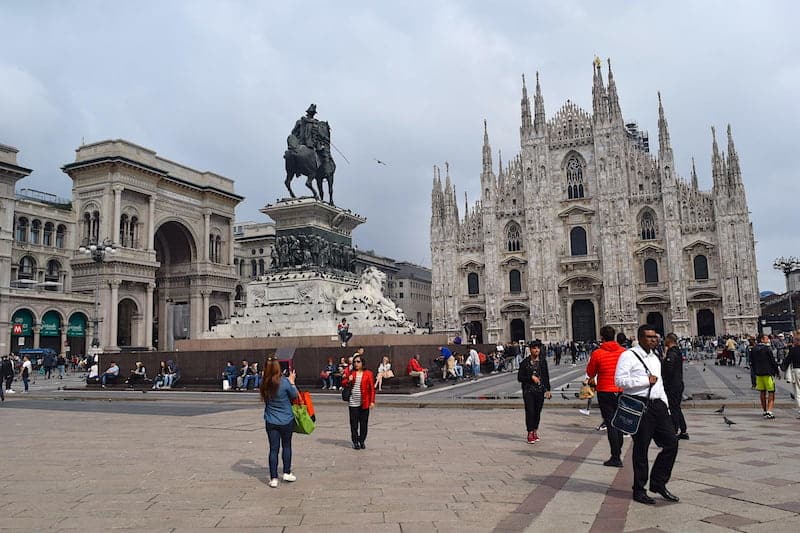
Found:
[293,390,315,421]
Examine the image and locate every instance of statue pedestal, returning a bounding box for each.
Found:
[261,197,366,246]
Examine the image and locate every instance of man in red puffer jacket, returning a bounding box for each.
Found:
[585,325,625,468]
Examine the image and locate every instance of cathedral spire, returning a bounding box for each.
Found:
[482,119,493,176]
[592,56,608,124]
[606,58,622,119]
[534,71,546,135]
[711,126,723,188]
[691,157,699,190]
[726,124,742,185]
[520,73,532,138]
[657,91,673,163]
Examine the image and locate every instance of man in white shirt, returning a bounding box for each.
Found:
[615,324,679,505]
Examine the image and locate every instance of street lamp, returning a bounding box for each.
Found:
[78,239,118,349]
[773,256,799,332]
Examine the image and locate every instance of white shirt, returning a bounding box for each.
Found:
[614,346,668,405]
[467,349,479,366]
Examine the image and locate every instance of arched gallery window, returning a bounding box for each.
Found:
[640,210,657,240]
[16,217,28,242]
[570,226,588,256]
[506,222,522,252]
[693,255,709,280]
[566,157,585,199]
[30,220,41,244]
[644,258,659,283]
[509,269,522,293]
[55,225,66,248]
[18,256,35,279]
[43,222,54,246]
[467,272,480,295]
[251,259,258,277]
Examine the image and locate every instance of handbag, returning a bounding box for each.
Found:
[611,394,647,435]
[292,404,315,434]
[341,383,352,402]
[320,370,330,379]
[611,348,652,435]
[293,390,316,421]
[579,383,595,400]
[383,369,395,379]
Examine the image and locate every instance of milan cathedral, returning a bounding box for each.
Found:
[430,59,759,343]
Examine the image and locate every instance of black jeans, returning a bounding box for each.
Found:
[666,386,686,434]
[522,389,545,431]
[631,399,678,494]
[349,406,370,445]
[597,391,623,460]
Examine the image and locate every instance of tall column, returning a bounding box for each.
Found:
[33,325,41,348]
[109,279,120,349]
[201,290,210,332]
[228,218,235,265]
[145,282,155,349]
[202,211,211,261]
[228,292,235,318]
[147,196,156,251]
[112,186,123,244]
[190,291,202,338]
[60,328,67,357]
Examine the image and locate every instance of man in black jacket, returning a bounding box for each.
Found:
[662,333,688,439]
[0,355,13,401]
[751,334,780,419]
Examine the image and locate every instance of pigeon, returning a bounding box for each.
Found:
[561,393,569,400]
[374,158,388,165]
[791,393,796,400]
[706,394,712,400]
[736,374,741,380]
[702,368,706,372]
[565,384,570,389]
[723,416,736,427]
[714,405,726,414]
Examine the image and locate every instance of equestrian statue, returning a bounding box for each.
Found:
[284,104,336,205]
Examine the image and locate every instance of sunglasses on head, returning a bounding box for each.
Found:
[353,359,363,364]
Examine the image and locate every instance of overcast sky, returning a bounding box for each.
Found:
[1,1,798,292]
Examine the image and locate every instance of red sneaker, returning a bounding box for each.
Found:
[527,431,535,444]
[532,431,541,443]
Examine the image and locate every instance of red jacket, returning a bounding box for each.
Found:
[407,358,426,374]
[342,369,376,408]
[586,341,624,392]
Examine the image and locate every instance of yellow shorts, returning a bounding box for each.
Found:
[755,375,775,392]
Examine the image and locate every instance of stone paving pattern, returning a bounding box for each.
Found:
[1,393,799,532]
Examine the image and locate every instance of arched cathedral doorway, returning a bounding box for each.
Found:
[571,300,596,341]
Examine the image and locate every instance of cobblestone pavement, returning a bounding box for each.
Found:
[1,394,799,532]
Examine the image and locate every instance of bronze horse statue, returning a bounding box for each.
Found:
[283,123,336,205]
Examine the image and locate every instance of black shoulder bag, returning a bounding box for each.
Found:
[611,348,652,435]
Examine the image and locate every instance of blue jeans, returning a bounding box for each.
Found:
[472,363,481,377]
[22,376,29,391]
[265,421,293,479]
[243,375,257,390]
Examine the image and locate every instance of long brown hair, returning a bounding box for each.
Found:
[259,356,282,402]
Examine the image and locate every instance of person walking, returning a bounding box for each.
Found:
[615,325,679,505]
[20,355,32,393]
[751,333,780,419]
[780,332,800,416]
[260,356,298,488]
[585,325,625,467]
[517,340,552,443]
[0,355,14,400]
[662,333,688,439]
[342,354,375,449]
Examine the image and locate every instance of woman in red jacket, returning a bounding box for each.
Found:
[342,354,376,449]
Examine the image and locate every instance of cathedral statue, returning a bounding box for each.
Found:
[284,104,337,205]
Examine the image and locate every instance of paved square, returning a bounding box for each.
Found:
[1,397,799,532]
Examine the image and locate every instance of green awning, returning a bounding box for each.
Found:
[41,311,61,337]
[67,314,87,338]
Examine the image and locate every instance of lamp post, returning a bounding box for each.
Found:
[78,239,117,349]
[773,256,799,332]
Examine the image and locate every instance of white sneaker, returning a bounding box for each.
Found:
[6,390,15,394]
[579,409,591,416]
[282,473,296,482]
[268,478,279,488]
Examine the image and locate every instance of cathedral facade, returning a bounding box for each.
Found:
[430,60,759,344]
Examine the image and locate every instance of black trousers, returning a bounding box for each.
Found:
[666,387,686,434]
[631,399,678,493]
[522,389,545,431]
[348,406,370,445]
[597,391,623,460]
